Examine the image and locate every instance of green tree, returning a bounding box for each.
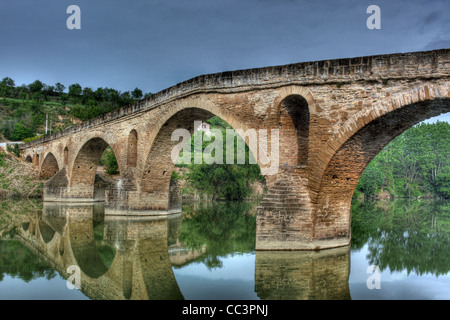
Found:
[100,147,119,175]
[0,77,15,97]
[131,88,143,100]
[55,82,66,95]
[356,121,450,199]
[436,167,450,198]
[28,80,44,93]
[68,83,82,102]
[12,122,35,141]
[183,117,263,200]
[357,162,384,197]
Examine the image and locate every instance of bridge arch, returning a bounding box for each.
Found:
[68,135,121,199]
[40,152,59,179]
[311,82,450,194]
[312,87,450,242]
[273,86,315,168]
[138,99,262,211]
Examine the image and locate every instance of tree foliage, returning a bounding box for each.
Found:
[356,121,450,199]
[0,76,151,141]
[99,147,119,175]
[181,117,264,200]
[351,198,450,276]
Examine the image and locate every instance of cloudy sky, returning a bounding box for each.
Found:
[0,0,449,96]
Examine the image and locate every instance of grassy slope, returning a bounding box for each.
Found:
[0,97,81,140]
[0,150,43,198]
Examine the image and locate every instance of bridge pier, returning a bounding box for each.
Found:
[44,169,182,215]
[256,167,351,251]
[105,178,182,215]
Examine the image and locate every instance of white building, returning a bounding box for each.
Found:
[196,122,211,135]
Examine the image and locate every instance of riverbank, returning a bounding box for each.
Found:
[0,149,43,198]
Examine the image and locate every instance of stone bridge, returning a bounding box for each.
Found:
[20,49,450,250]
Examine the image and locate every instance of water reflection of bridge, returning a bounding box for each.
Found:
[15,202,351,300]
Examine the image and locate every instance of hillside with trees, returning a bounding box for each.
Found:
[0,76,151,142]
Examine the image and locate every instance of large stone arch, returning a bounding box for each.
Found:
[311,81,450,194]
[68,134,121,200]
[40,152,60,179]
[136,98,266,211]
[312,88,450,245]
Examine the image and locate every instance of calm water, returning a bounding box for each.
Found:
[0,198,449,300]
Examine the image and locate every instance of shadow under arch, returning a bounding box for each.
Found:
[313,97,450,242]
[40,152,59,179]
[278,94,310,167]
[69,137,120,200]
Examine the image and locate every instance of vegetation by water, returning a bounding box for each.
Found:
[355,121,450,199]
[351,198,450,276]
[177,201,257,269]
[175,116,265,201]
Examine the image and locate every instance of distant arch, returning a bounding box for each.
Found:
[40,153,59,179]
[25,155,32,163]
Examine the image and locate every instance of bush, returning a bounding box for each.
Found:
[357,162,384,197]
[101,148,119,175]
[6,143,20,157]
[23,135,43,143]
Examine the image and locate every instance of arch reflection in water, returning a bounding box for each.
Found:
[15,202,183,300]
[172,201,351,300]
[255,247,350,300]
[13,201,353,300]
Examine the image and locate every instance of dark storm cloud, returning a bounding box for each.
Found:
[0,0,448,94]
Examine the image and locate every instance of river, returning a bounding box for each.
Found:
[0,198,449,300]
